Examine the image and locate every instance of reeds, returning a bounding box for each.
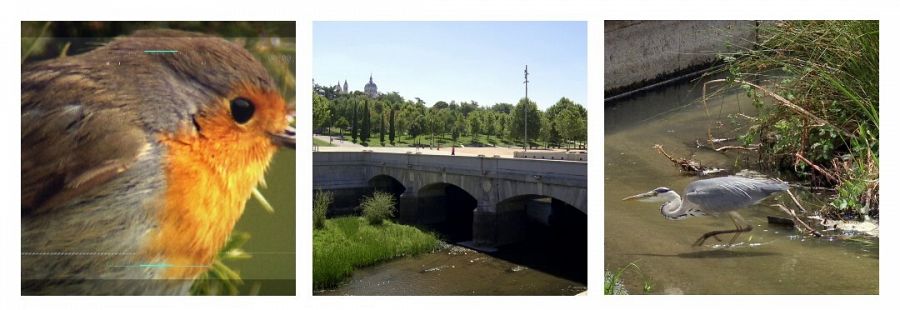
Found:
[313,217,439,290]
[720,20,879,219]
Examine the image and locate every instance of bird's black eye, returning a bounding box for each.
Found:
[230,97,255,124]
[655,187,670,193]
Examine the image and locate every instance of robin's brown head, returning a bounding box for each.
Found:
[95,29,295,149]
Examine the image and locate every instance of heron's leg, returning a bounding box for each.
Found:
[726,212,752,246]
[693,212,753,247]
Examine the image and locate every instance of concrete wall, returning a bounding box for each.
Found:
[514,150,587,161]
[314,152,588,247]
[604,20,758,96]
[313,152,588,213]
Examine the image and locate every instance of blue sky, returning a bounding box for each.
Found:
[313,21,586,110]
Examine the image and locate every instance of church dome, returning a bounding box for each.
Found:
[364,74,378,98]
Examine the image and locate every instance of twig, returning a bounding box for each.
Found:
[653,144,679,164]
[735,113,758,121]
[714,145,758,152]
[785,189,807,213]
[702,79,855,138]
[794,152,840,184]
[773,203,823,237]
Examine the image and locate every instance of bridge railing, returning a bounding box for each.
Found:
[314,151,587,187]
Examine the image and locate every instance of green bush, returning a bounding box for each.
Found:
[313,217,439,290]
[360,191,396,225]
[313,190,333,230]
[721,20,879,218]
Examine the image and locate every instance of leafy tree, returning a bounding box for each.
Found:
[397,101,415,138]
[467,110,482,142]
[539,113,552,148]
[408,113,425,146]
[312,83,339,100]
[439,108,452,140]
[545,97,577,148]
[425,107,440,147]
[313,94,331,134]
[556,106,586,150]
[433,101,449,110]
[459,101,478,117]
[450,109,465,144]
[334,117,349,138]
[495,112,509,142]
[481,110,496,142]
[491,103,514,114]
[510,98,541,148]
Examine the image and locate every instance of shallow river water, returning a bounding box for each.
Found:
[317,242,586,296]
[604,77,878,294]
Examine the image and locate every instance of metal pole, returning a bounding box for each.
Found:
[524,65,529,151]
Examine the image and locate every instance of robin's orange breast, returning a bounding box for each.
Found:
[146,86,285,279]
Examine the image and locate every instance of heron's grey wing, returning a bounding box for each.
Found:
[22,62,148,212]
[683,176,788,213]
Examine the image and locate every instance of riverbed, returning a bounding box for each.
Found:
[316,243,586,296]
[604,77,878,294]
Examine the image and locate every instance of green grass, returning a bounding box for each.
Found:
[313,217,440,290]
[313,137,333,146]
[604,261,653,295]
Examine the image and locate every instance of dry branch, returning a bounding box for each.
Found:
[702,79,855,138]
[794,152,840,184]
[773,203,823,237]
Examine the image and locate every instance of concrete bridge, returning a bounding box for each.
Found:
[313,151,587,248]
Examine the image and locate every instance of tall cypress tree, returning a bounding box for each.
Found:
[350,102,358,143]
[379,111,385,146]
[361,100,371,145]
[388,108,396,145]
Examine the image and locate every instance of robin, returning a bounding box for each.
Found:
[21,29,295,295]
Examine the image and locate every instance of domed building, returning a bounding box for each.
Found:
[364,74,378,98]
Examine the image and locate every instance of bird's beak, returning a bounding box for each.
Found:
[622,191,656,201]
[270,115,295,149]
[271,126,295,149]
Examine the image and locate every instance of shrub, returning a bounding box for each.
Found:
[312,217,439,290]
[721,20,879,219]
[360,191,396,225]
[313,190,333,230]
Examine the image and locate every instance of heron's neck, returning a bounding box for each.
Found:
[659,192,694,220]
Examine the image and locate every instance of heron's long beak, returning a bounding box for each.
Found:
[622,191,656,201]
[271,126,295,149]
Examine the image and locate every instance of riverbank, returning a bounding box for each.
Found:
[313,217,440,290]
[604,65,878,295]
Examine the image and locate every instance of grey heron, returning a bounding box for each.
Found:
[622,176,789,246]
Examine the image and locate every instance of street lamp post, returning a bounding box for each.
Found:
[523,65,529,151]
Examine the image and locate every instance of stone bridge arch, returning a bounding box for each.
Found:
[411,182,479,241]
[496,183,586,215]
[368,174,406,197]
[314,151,586,248]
